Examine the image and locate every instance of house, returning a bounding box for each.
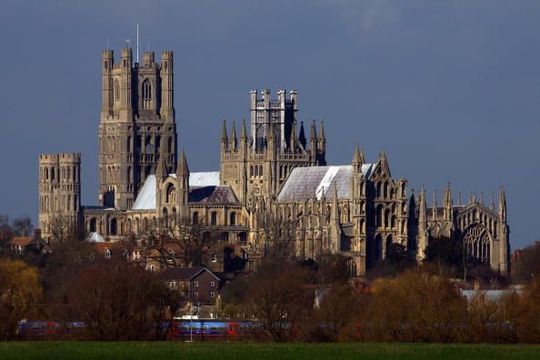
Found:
[9,230,50,255]
[161,267,222,305]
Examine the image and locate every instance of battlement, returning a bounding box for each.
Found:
[39,153,81,163]
[161,50,173,60]
[120,47,132,58]
[103,48,174,71]
[142,51,155,65]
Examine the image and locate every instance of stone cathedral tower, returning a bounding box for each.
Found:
[220,89,326,203]
[99,48,177,209]
[38,153,82,240]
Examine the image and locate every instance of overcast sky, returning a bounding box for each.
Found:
[1,1,539,249]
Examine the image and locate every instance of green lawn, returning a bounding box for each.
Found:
[0,342,539,360]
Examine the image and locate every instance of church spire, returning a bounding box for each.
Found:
[298,121,307,148]
[240,118,247,141]
[221,119,228,152]
[176,149,189,178]
[230,120,237,151]
[156,150,168,180]
[156,136,169,180]
[290,122,298,150]
[310,120,317,141]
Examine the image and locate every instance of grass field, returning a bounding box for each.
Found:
[0,342,539,360]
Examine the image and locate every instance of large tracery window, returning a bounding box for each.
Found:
[463,224,491,264]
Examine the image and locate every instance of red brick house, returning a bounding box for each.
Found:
[161,267,222,305]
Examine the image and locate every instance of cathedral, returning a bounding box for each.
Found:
[38,47,510,276]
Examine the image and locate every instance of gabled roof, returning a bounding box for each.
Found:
[277,164,374,202]
[161,266,221,281]
[189,186,238,204]
[132,172,224,210]
[10,236,33,247]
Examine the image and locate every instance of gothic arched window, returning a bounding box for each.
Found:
[166,183,176,204]
[463,224,491,264]
[142,79,152,109]
[110,218,118,235]
[89,218,97,233]
[376,204,383,227]
[114,79,120,102]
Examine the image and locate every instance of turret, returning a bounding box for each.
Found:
[290,89,298,110]
[118,48,133,115]
[101,50,114,115]
[160,51,174,121]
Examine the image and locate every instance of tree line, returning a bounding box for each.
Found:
[1,213,540,342]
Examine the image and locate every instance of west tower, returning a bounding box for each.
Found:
[99,48,177,209]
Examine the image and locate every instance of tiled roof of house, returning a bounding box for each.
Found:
[161,266,221,281]
[10,236,33,247]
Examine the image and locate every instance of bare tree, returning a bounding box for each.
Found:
[11,217,33,237]
[242,259,313,341]
[49,215,80,243]
[141,215,210,269]
[64,260,170,340]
